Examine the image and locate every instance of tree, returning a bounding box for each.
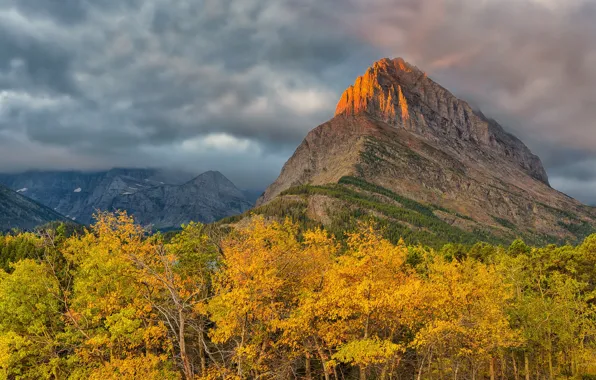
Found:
[62,212,176,378]
[208,217,305,378]
[0,260,63,378]
[413,257,521,379]
[292,223,419,379]
[129,222,220,379]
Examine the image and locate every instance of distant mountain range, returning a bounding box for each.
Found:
[0,168,254,230]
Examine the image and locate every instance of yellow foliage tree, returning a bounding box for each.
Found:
[414,257,521,380]
[62,212,174,378]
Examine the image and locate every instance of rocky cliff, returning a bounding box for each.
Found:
[256,58,595,244]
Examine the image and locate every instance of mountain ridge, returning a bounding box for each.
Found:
[110,170,252,229]
[0,184,67,231]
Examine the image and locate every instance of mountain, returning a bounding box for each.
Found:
[110,171,253,229]
[253,58,596,246]
[0,169,251,229]
[0,184,67,231]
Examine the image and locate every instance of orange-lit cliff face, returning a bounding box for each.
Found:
[335,57,458,136]
[335,58,412,125]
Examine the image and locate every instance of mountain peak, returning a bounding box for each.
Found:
[191,170,229,185]
[253,57,595,244]
[334,57,549,185]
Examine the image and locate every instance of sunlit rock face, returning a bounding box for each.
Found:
[257,58,596,240]
[335,58,412,124]
[335,58,548,185]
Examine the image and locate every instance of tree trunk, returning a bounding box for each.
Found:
[524,352,530,380]
[199,336,206,376]
[501,354,506,380]
[316,343,331,380]
[330,349,340,380]
[512,353,519,380]
[548,351,554,380]
[359,365,366,380]
[380,363,388,380]
[490,357,496,380]
[305,355,312,380]
[238,314,248,377]
[197,318,206,376]
[179,310,193,380]
[417,356,425,380]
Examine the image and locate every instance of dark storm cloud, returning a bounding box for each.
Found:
[0,0,370,189]
[14,0,87,24]
[0,23,77,95]
[0,0,596,198]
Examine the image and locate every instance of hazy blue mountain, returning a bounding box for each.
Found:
[0,169,251,229]
[111,171,253,229]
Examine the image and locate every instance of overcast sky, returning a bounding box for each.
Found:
[0,0,595,203]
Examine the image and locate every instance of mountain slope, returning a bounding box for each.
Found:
[255,58,596,245]
[0,184,67,231]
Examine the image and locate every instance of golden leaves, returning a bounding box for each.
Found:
[1,212,594,378]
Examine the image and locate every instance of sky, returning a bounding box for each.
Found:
[0,0,595,203]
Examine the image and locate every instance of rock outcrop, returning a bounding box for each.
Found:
[257,58,595,242]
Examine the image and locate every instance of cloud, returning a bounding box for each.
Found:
[0,0,595,201]
[0,0,374,188]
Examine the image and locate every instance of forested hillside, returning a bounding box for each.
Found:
[0,213,594,379]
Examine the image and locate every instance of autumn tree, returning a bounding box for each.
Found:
[128,222,220,379]
[208,217,309,377]
[62,212,176,378]
[413,257,521,380]
[0,259,63,378]
[283,224,422,380]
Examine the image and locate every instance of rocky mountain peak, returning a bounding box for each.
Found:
[334,57,549,185]
[254,57,596,244]
[193,170,227,182]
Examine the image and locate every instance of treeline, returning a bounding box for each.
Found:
[0,213,594,379]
